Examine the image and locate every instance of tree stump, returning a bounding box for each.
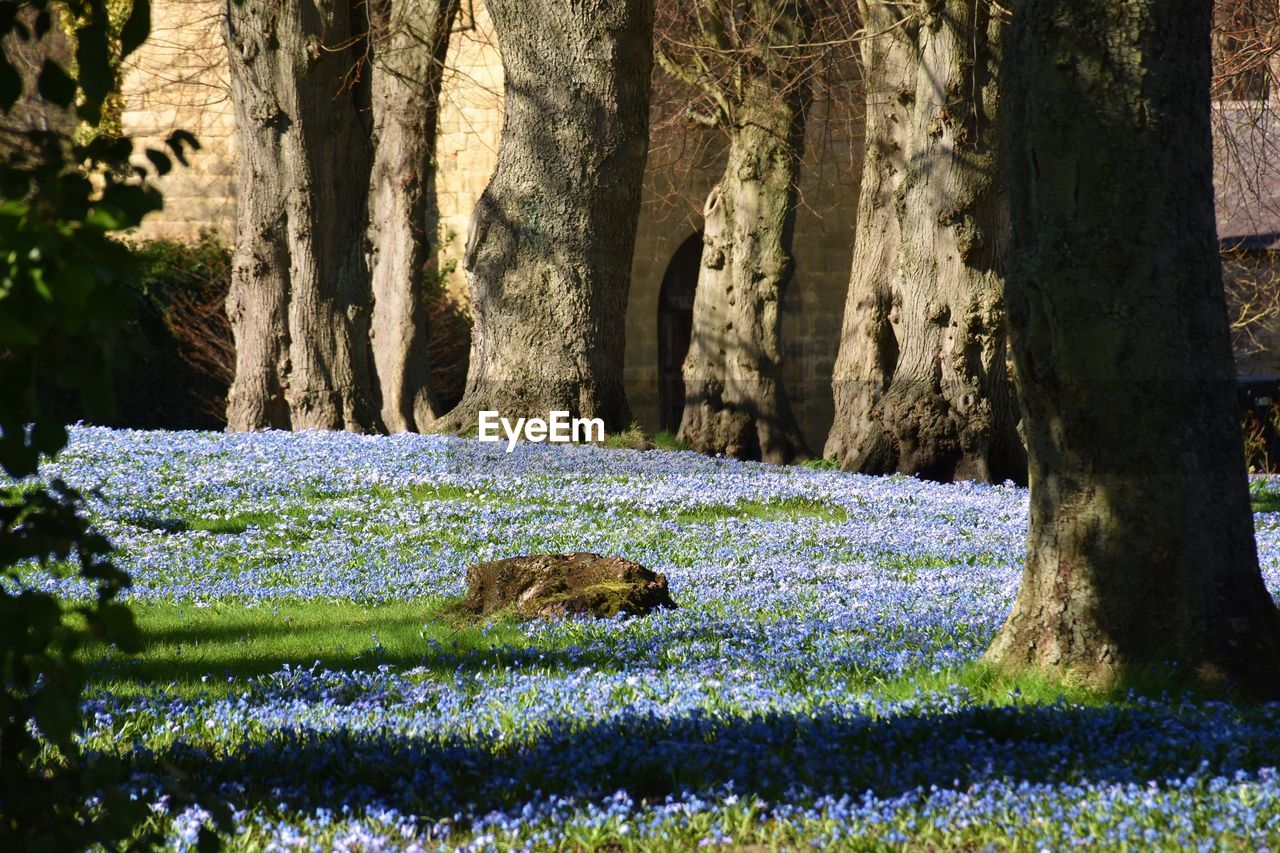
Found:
[461,552,676,619]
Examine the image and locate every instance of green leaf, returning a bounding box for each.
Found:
[33,275,55,305]
[0,2,154,841]
[119,0,151,59]
[85,207,127,231]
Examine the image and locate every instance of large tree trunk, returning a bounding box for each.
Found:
[825,2,1023,483]
[677,74,810,465]
[224,0,382,433]
[435,0,653,434]
[367,0,458,433]
[984,0,1280,695]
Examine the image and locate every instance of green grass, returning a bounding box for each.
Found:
[674,496,849,524]
[370,482,476,503]
[872,660,1241,707]
[602,423,652,451]
[598,425,689,452]
[127,510,285,535]
[81,593,1247,717]
[82,599,532,700]
[84,601,1224,709]
[651,430,687,451]
[186,511,282,535]
[303,482,479,504]
[1248,479,1280,513]
[1254,491,1280,513]
[128,483,487,539]
[2,477,45,498]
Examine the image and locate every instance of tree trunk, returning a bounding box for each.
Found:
[825,1,1024,483]
[435,0,653,434]
[224,0,382,433]
[677,74,810,465]
[367,0,458,433]
[984,0,1280,695]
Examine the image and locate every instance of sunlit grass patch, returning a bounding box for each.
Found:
[373,482,477,503]
[1253,490,1280,514]
[82,598,534,700]
[674,496,850,523]
[1249,478,1280,513]
[651,430,687,452]
[869,661,1230,708]
[186,511,282,535]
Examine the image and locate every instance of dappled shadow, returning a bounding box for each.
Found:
[92,644,627,687]
[126,696,1280,826]
[88,612,629,688]
[120,514,192,534]
[88,600,981,700]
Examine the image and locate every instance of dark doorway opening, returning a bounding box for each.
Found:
[658,233,703,433]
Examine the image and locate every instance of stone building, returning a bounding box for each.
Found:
[119,1,863,450]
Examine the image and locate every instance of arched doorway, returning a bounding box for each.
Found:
[657,233,703,433]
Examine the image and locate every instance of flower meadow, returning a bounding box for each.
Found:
[20,426,1280,850]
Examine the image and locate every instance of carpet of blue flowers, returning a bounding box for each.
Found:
[28,427,1280,849]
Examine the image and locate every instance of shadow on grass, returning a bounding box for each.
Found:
[93,605,1280,830]
[1254,492,1280,514]
[91,640,623,689]
[128,696,1280,828]
[84,601,627,694]
[122,511,285,535]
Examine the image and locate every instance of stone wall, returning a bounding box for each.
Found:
[1224,250,1280,377]
[120,0,864,450]
[435,2,504,299]
[1214,106,1280,378]
[624,100,861,451]
[121,0,235,241]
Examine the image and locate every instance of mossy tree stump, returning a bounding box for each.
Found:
[461,552,676,619]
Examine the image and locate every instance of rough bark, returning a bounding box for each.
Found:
[224,0,381,432]
[461,552,676,620]
[676,25,811,465]
[984,0,1280,695]
[825,1,1024,483]
[435,0,653,434]
[367,0,458,433]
